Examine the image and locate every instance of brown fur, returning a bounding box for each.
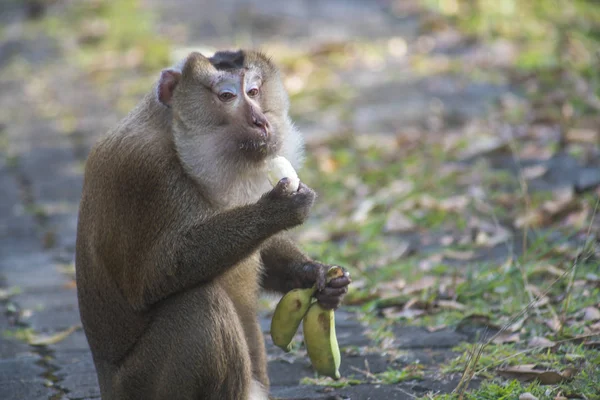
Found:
[75,50,350,400]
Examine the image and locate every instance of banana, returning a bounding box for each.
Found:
[267,156,300,192]
[302,302,341,380]
[270,287,315,352]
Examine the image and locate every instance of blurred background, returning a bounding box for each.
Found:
[0,1,599,399]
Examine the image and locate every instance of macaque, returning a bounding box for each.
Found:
[75,49,351,400]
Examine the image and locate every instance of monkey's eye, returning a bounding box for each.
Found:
[247,88,259,98]
[218,91,236,102]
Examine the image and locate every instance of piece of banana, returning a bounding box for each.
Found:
[267,156,300,192]
[270,287,315,352]
[302,302,341,380]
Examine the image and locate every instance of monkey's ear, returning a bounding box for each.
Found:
[157,69,181,107]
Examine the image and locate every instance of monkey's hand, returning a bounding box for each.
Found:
[259,178,316,230]
[295,262,351,310]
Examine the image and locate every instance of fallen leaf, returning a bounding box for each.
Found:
[372,241,411,267]
[582,306,600,321]
[384,210,416,233]
[542,188,577,216]
[519,393,539,400]
[589,321,600,332]
[351,199,376,223]
[459,137,510,160]
[435,299,466,311]
[28,325,81,346]
[402,276,438,295]
[567,128,598,144]
[522,165,548,180]
[416,194,438,210]
[508,316,527,332]
[514,210,545,229]
[528,336,556,349]
[426,324,447,332]
[474,228,512,248]
[443,249,476,261]
[381,307,425,320]
[531,264,567,278]
[496,365,573,384]
[440,235,454,246]
[438,195,470,212]
[375,294,411,309]
[492,332,521,344]
[545,315,562,332]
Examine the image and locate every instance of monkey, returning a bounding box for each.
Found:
[75,49,352,400]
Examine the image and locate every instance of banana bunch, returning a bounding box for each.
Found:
[270,266,343,380]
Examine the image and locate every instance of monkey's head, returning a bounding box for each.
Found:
[157,50,298,180]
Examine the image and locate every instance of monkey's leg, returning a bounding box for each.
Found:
[110,284,255,400]
[245,316,269,388]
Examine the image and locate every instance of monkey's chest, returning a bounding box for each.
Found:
[217,252,263,311]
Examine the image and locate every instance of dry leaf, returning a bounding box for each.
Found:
[28,325,81,346]
[496,365,572,384]
[589,322,600,332]
[492,332,521,344]
[443,249,476,261]
[531,264,566,278]
[545,315,562,332]
[440,235,454,246]
[519,393,539,400]
[351,199,376,223]
[542,188,577,216]
[402,276,438,295]
[426,324,447,332]
[582,307,600,321]
[438,195,470,212]
[436,299,466,311]
[474,228,511,248]
[508,316,527,332]
[528,336,556,349]
[417,194,438,209]
[514,210,545,229]
[522,165,547,180]
[381,307,425,320]
[459,137,510,160]
[567,128,598,143]
[384,210,416,233]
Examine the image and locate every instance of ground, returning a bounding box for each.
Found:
[0,1,599,399]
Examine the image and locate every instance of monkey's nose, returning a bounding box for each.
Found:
[252,113,269,132]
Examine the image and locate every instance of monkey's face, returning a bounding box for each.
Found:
[169,51,291,167]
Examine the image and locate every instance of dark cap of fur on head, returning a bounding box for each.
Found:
[209,50,246,71]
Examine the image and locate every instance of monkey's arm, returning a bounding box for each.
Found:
[115,180,315,311]
[260,234,351,310]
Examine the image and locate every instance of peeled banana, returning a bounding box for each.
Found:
[270,287,315,352]
[267,156,300,192]
[302,302,341,380]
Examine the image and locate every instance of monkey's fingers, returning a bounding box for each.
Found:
[266,177,291,198]
[314,266,327,292]
[315,286,348,310]
[327,273,351,289]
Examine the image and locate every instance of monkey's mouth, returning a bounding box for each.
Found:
[238,137,279,161]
